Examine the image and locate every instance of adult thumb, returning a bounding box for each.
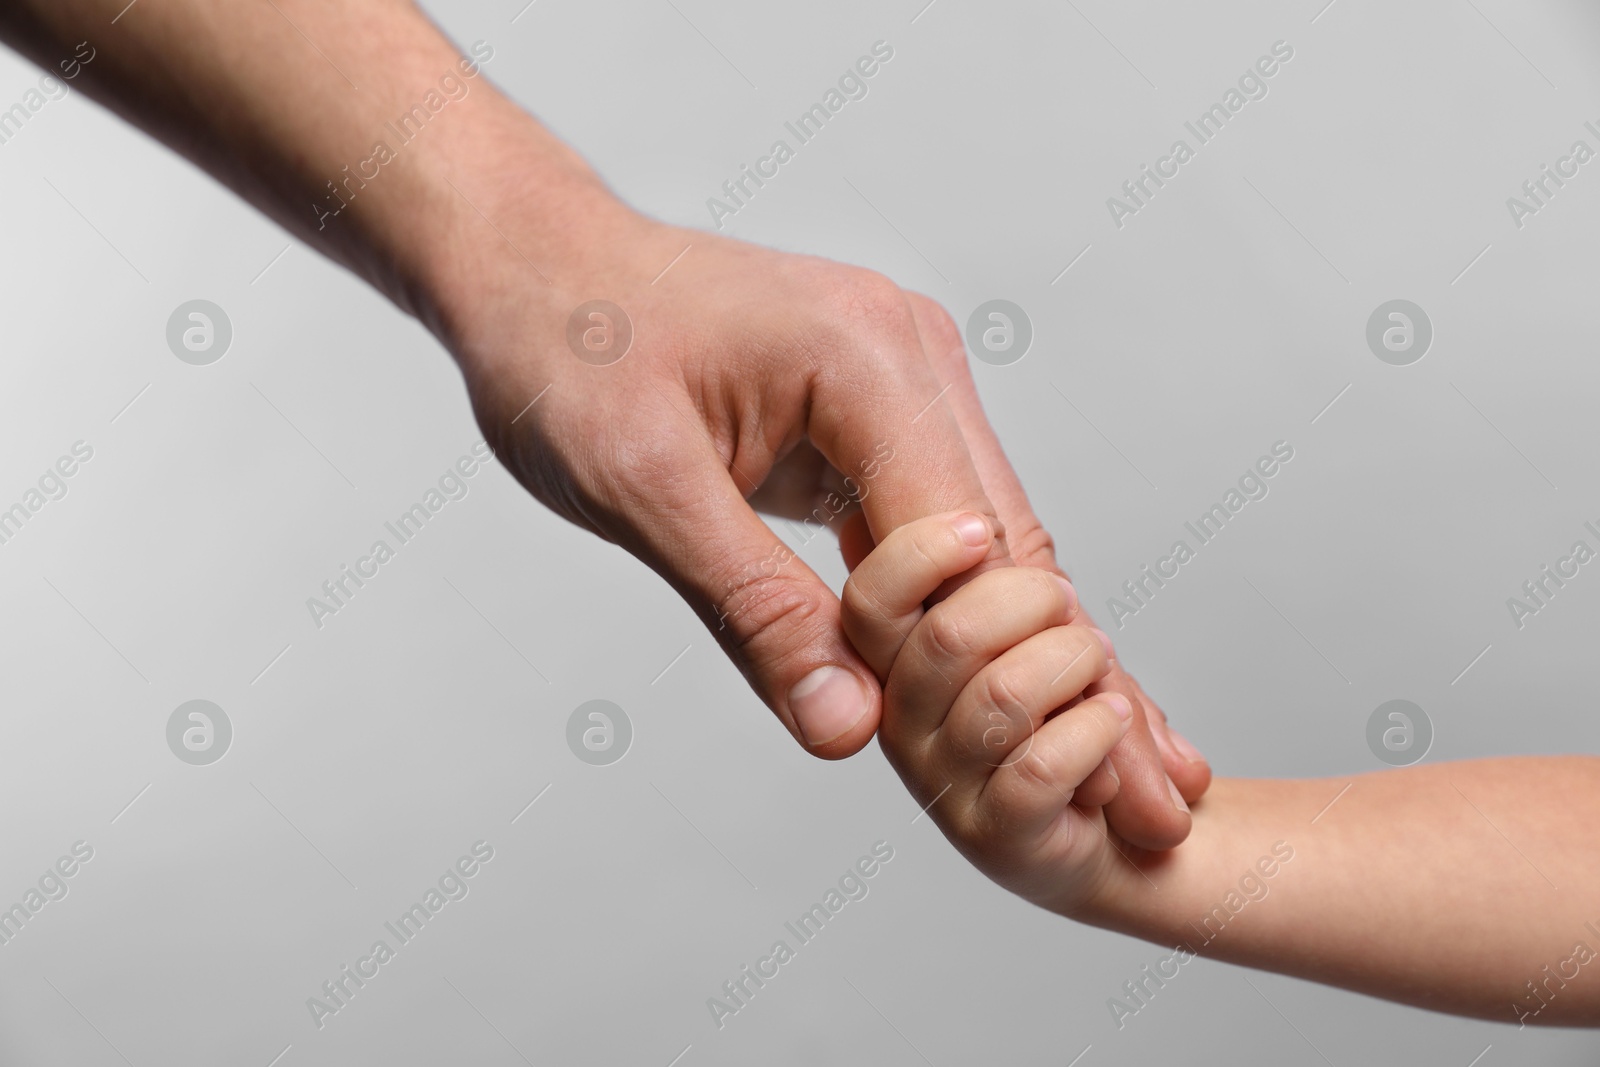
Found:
[619,441,881,759]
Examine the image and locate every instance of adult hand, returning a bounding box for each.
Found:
[432,177,1208,848]
[0,0,1207,848]
[437,195,1019,760]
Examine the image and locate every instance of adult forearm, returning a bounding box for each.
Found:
[0,0,609,331]
[1078,759,1600,1026]
[2,1,1215,839]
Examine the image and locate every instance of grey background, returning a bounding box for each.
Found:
[1,0,1598,1063]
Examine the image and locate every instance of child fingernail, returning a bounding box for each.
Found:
[953,512,990,547]
[1090,628,1114,659]
[1104,692,1133,724]
[1167,775,1190,814]
[790,666,871,747]
[1054,575,1079,614]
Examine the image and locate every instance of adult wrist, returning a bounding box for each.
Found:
[390,100,649,372]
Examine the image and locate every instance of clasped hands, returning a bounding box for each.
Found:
[433,190,1210,859]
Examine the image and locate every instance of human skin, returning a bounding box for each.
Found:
[0,0,1208,847]
[844,511,1600,1027]
[1083,764,1600,1027]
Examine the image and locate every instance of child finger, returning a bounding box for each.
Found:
[840,510,994,679]
[935,623,1112,781]
[885,568,1082,747]
[976,694,1134,842]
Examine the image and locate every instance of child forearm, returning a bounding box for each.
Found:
[1075,758,1600,1026]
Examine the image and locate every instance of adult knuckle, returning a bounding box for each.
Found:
[808,269,919,368]
[1010,523,1060,571]
[718,570,818,653]
[828,268,911,327]
[903,293,968,374]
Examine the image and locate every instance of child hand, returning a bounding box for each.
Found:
[841,511,1134,915]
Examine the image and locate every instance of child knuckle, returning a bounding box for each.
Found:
[922,606,977,663]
